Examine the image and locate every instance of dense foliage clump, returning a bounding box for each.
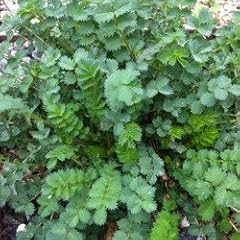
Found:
[0,0,240,239]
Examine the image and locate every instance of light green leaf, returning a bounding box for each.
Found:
[67,3,88,21]
[59,56,76,70]
[229,85,240,96]
[214,88,228,100]
[200,92,216,106]
[118,122,142,148]
[198,200,215,221]
[205,167,226,186]
[42,48,61,67]
[104,69,143,110]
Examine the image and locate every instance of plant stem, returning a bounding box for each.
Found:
[112,8,136,60]
[230,206,240,213]
[229,219,239,232]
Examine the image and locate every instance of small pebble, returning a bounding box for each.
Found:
[16,223,27,233]
[181,216,190,228]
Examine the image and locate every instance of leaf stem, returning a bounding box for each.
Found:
[230,206,240,213]
[229,219,239,232]
[112,8,136,60]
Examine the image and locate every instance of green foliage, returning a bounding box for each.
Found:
[87,165,122,225]
[175,149,240,232]
[150,210,179,240]
[116,144,138,164]
[104,69,143,110]
[1,0,240,239]
[118,122,142,148]
[113,212,151,240]
[186,112,219,148]
[45,103,85,143]
[76,60,106,121]
[198,199,216,221]
[43,169,86,200]
[138,146,164,184]
[46,145,76,169]
[0,94,29,113]
[187,7,216,36]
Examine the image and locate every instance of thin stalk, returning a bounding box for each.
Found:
[111,8,136,60]
[230,206,240,213]
[229,219,239,232]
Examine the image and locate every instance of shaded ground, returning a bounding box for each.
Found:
[0,207,196,240]
[0,207,27,240]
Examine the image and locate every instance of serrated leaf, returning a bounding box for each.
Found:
[46,225,83,240]
[200,92,216,106]
[67,3,88,21]
[94,6,114,23]
[187,8,215,36]
[42,48,61,67]
[229,84,240,96]
[189,39,212,63]
[59,56,76,70]
[73,48,89,63]
[205,167,226,185]
[139,146,164,184]
[104,69,143,110]
[216,76,231,88]
[191,101,203,114]
[0,185,11,207]
[63,72,77,85]
[198,200,215,221]
[93,208,107,225]
[46,145,75,162]
[104,35,122,51]
[118,122,142,148]
[116,144,138,164]
[214,88,228,100]
[146,78,173,98]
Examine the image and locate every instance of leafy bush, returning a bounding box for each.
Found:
[0,0,240,239]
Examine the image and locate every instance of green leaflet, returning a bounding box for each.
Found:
[120,176,157,214]
[116,144,138,164]
[187,7,215,36]
[0,94,28,113]
[76,60,106,121]
[150,210,179,240]
[42,48,61,67]
[43,169,86,200]
[113,212,151,240]
[45,145,76,169]
[118,122,142,148]
[138,146,164,184]
[145,77,174,98]
[59,56,76,70]
[45,103,85,143]
[87,165,122,225]
[104,69,143,110]
[0,184,11,207]
[46,224,83,240]
[59,193,91,227]
[67,2,89,21]
[177,149,240,211]
[198,199,216,221]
